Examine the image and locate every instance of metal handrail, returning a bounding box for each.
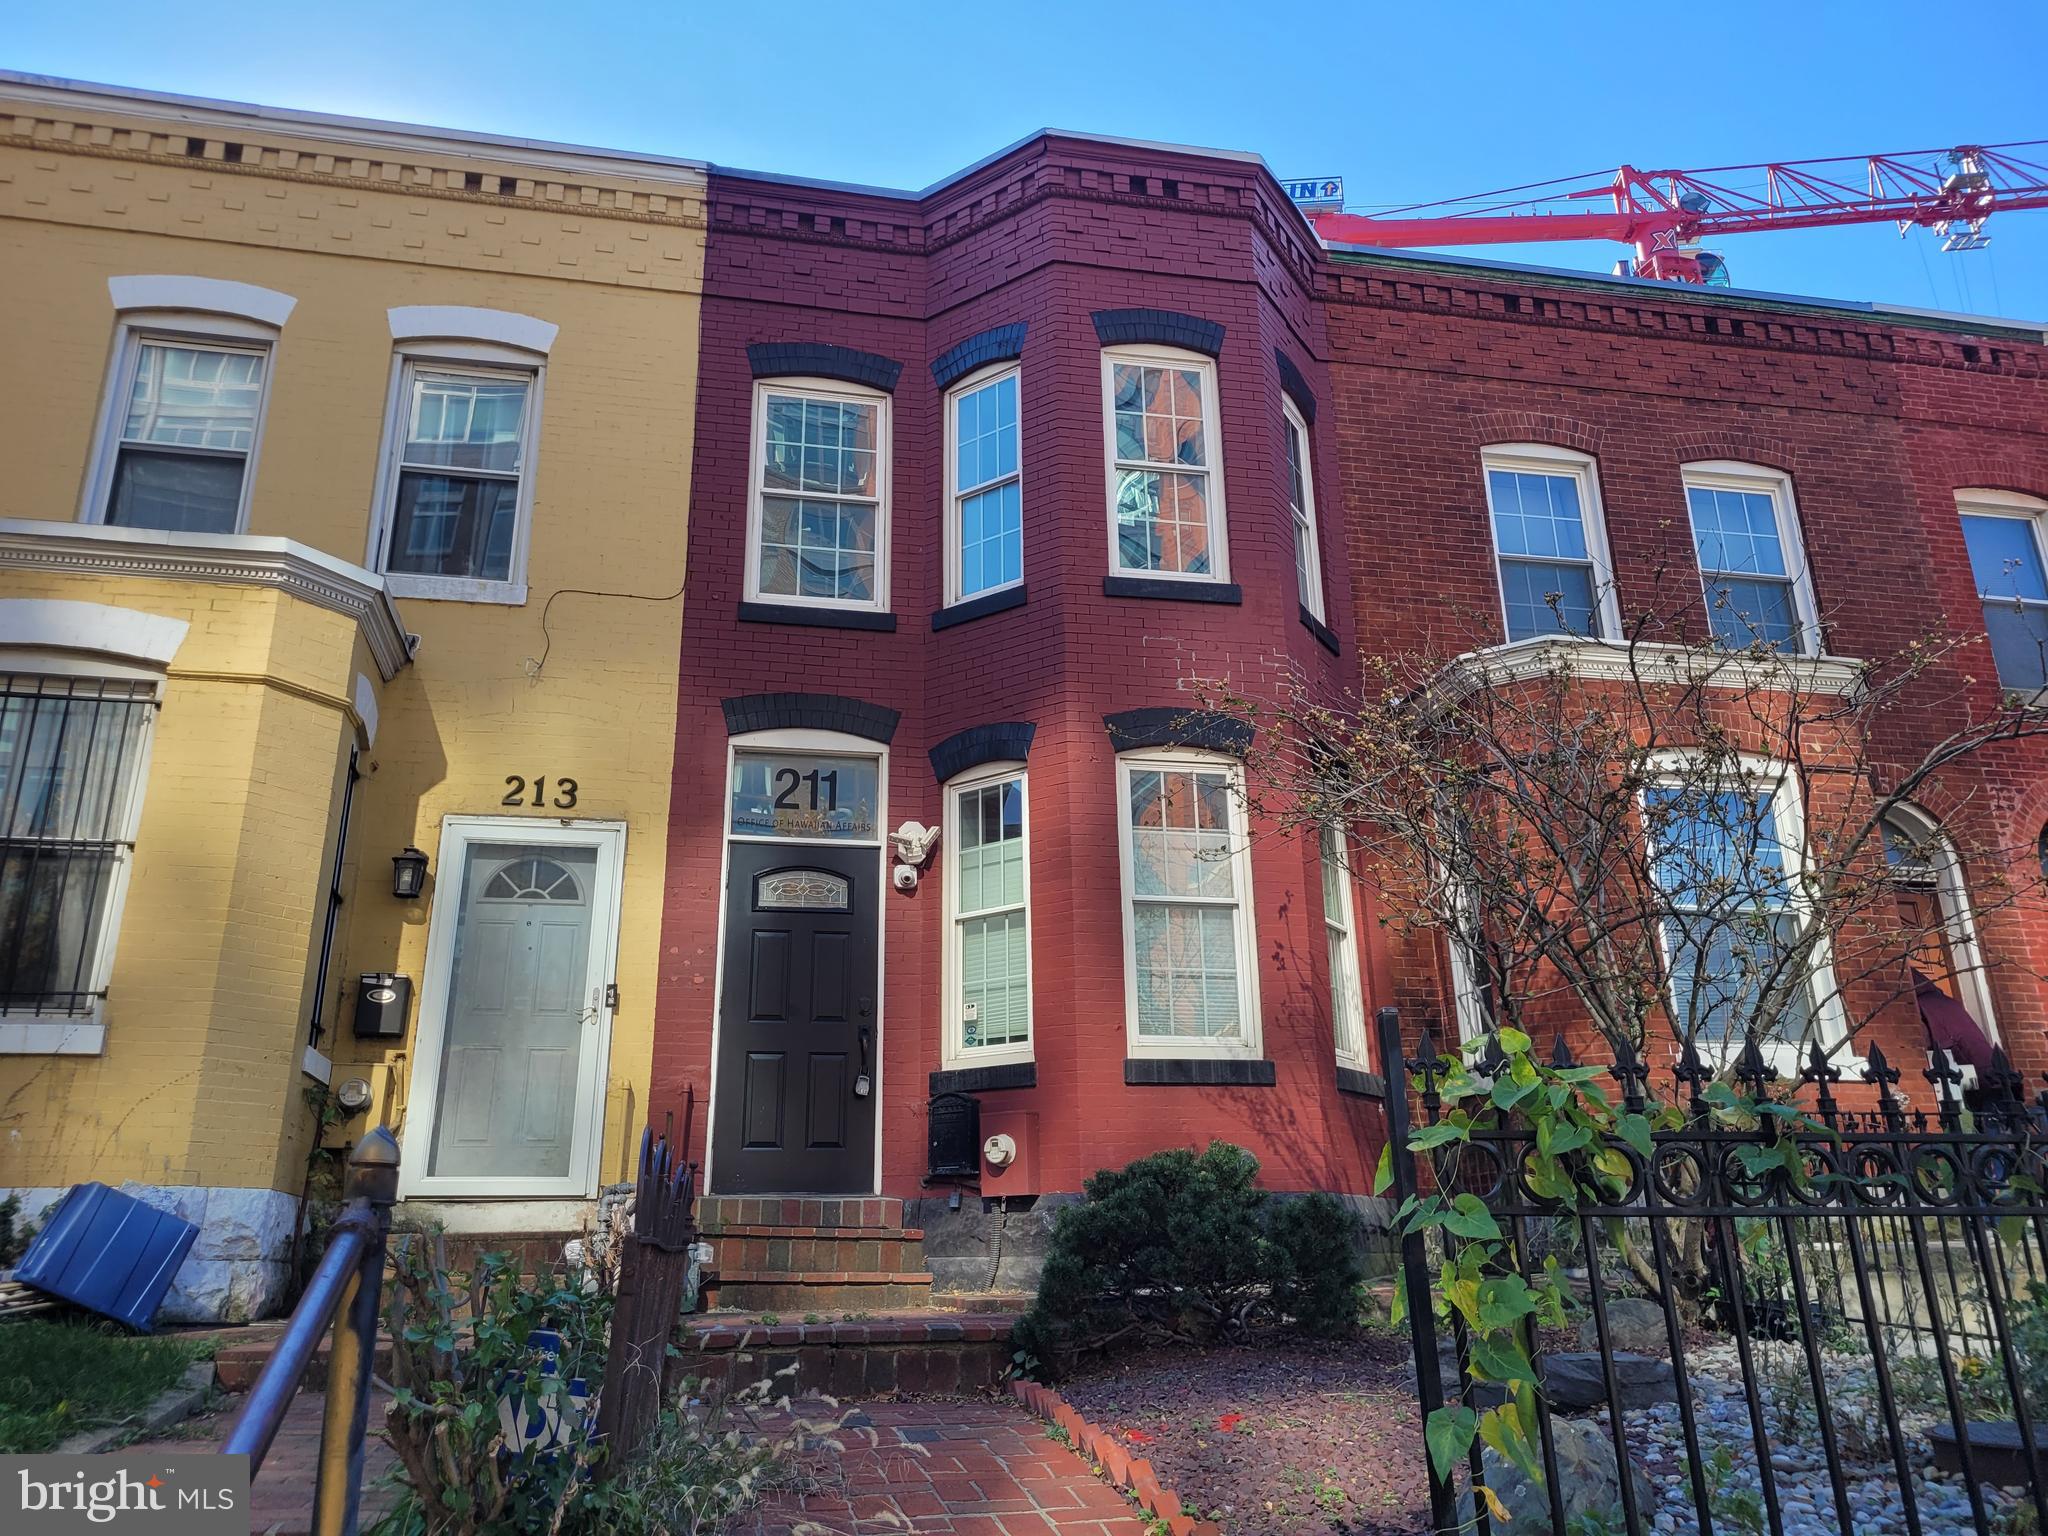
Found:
[223,1127,399,1536]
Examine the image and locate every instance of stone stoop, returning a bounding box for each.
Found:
[695,1195,936,1312]
[674,1312,1018,1399]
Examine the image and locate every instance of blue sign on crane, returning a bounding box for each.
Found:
[1281,177,1345,209]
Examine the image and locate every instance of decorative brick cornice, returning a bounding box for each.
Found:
[748,342,903,393]
[1092,308,1225,357]
[721,691,901,743]
[932,324,1028,390]
[0,519,413,680]
[0,86,706,228]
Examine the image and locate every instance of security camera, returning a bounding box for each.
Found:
[892,864,919,893]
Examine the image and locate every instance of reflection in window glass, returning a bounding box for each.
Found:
[1109,359,1217,577]
[106,341,266,533]
[1687,484,1802,650]
[952,371,1021,600]
[1126,765,1245,1040]
[1321,827,1366,1064]
[385,368,532,582]
[755,390,883,604]
[954,776,1028,1050]
[1287,409,1323,618]
[1961,511,2048,692]
[729,752,881,842]
[1486,467,1598,640]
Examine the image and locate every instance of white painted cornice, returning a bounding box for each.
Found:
[0,520,414,680]
[1436,636,1867,702]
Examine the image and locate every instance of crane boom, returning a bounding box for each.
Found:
[1309,142,2048,283]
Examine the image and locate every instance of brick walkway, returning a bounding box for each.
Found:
[736,1397,1152,1536]
[130,1389,398,1536]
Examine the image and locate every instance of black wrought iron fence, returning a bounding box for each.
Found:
[1378,1007,2048,1536]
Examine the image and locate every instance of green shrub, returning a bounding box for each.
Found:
[1014,1141,1362,1371]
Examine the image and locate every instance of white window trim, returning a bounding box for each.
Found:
[1101,345,1231,584]
[79,311,282,536]
[1639,750,1852,1071]
[744,377,893,613]
[1883,800,2000,1043]
[1479,443,1623,644]
[943,363,1023,608]
[941,761,1034,1069]
[0,670,162,1054]
[1285,398,1327,622]
[366,340,546,605]
[707,728,890,1197]
[1115,748,1263,1059]
[1956,489,2048,695]
[1320,826,1368,1069]
[1680,461,1822,658]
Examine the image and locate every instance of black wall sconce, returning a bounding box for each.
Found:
[391,846,429,899]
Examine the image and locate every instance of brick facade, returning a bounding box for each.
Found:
[656,129,2048,1205]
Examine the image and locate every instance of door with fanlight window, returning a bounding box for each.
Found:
[402,818,625,1199]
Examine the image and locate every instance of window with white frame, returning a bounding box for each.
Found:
[945,765,1031,1062]
[1104,348,1228,582]
[374,360,538,593]
[1643,763,1838,1051]
[748,380,889,610]
[0,674,156,1019]
[1480,446,1615,642]
[96,334,271,534]
[1118,751,1260,1054]
[1320,826,1367,1066]
[1285,400,1325,620]
[1682,463,1818,654]
[1957,491,2048,694]
[946,367,1021,604]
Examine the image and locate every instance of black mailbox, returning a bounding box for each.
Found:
[927,1091,981,1179]
[353,973,412,1040]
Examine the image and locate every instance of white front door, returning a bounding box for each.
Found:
[400,817,625,1199]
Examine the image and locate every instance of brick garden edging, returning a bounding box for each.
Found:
[1008,1377,1223,1536]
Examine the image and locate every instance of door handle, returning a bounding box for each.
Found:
[855,1025,872,1098]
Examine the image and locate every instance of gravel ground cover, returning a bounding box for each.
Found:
[1059,1335,1431,1536]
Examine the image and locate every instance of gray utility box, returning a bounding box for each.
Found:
[353,973,412,1040]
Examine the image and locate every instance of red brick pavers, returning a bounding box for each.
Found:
[733,1396,1151,1536]
[129,1388,397,1536]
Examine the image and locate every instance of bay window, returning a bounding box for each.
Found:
[1320,826,1367,1067]
[946,366,1022,604]
[1117,751,1260,1055]
[1286,400,1325,620]
[1103,348,1229,583]
[747,379,890,611]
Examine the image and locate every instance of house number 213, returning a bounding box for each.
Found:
[504,775,579,809]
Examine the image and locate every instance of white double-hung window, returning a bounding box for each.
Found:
[1480,445,1618,642]
[1285,400,1326,619]
[1681,463,1819,654]
[1643,758,1842,1057]
[1957,490,2048,695]
[378,363,537,593]
[944,765,1031,1064]
[1320,826,1368,1067]
[1117,751,1260,1055]
[946,366,1022,604]
[747,380,890,611]
[1103,347,1229,583]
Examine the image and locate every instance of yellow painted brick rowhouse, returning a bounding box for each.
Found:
[0,73,704,1320]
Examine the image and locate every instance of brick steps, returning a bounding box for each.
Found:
[677,1310,1017,1397]
[700,1273,934,1311]
[696,1195,904,1232]
[214,1332,392,1393]
[696,1191,937,1312]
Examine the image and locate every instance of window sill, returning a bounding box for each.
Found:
[0,1016,107,1055]
[1335,1065,1386,1098]
[383,575,528,605]
[738,601,897,633]
[1124,1057,1275,1087]
[930,1060,1036,1095]
[1299,604,1340,655]
[1103,575,1243,605]
[933,584,1027,630]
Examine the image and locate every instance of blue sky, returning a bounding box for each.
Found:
[10,0,2048,319]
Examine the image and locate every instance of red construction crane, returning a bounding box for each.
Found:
[1306,142,2048,285]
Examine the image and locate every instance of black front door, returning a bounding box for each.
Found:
[712,842,879,1193]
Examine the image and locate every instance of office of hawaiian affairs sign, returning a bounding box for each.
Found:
[4,1455,248,1535]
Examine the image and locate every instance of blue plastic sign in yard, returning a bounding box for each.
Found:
[1280,177,1345,209]
[14,1184,198,1332]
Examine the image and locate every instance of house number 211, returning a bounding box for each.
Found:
[503,775,579,809]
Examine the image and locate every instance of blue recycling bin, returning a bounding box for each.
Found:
[15,1182,199,1332]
